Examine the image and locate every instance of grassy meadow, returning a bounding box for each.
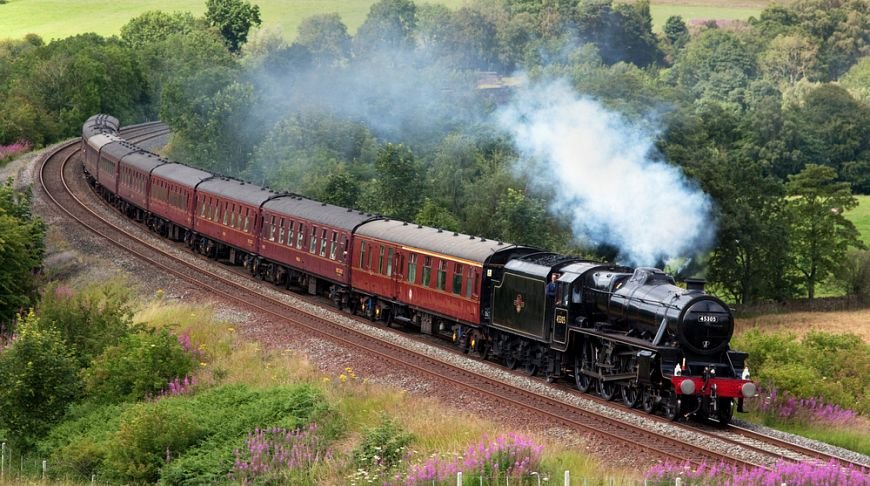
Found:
[0,0,771,42]
[847,194,870,246]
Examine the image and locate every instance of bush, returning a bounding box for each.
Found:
[159,384,334,485]
[104,402,205,484]
[0,312,81,448]
[36,281,135,367]
[835,249,870,302]
[350,414,414,482]
[83,328,197,403]
[734,329,870,415]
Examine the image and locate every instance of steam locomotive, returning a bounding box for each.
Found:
[82,115,755,425]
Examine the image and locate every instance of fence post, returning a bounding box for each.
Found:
[1,440,5,481]
[42,459,47,480]
[563,470,570,486]
[457,471,462,486]
[676,478,682,486]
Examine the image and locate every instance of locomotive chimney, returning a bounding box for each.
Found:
[685,278,706,291]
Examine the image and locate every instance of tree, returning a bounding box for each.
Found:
[295,14,351,65]
[785,164,864,300]
[783,84,870,193]
[316,168,362,208]
[671,29,757,104]
[759,34,819,86]
[205,0,262,53]
[0,179,45,326]
[663,15,689,52]
[120,10,198,49]
[414,198,461,232]
[0,312,81,448]
[354,0,417,54]
[840,56,870,106]
[368,143,422,221]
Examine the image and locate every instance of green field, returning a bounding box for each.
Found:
[0,0,766,42]
[847,195,870,246]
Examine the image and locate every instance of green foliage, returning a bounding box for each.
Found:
[0,312,81,448]
[786,164,864,299]
[83,328,197,404]
[0,179,45,327]
[733,329,870,415]
[295,13,351,65]
[354,0,417,53]
[834,249,870,302]
[205,0,262,53]
[105,402,205,484]
[120,10,198,49]
[351,413,414,479]
[36,281,135,367]
[367,143,422,221]
[36,383,333,484]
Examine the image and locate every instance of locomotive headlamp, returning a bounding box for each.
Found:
[679,379,696,395]
[741,382,757,398]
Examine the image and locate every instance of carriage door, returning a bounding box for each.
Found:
[386,247,400,300]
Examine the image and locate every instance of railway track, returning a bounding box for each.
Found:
[36,123,869,475]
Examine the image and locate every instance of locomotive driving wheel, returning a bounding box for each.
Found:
[596,379,617,401]
[573,342,593,393]
[621,383,641,408]
[641,386,656,414]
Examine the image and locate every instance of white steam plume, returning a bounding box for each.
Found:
[496,80,714,265]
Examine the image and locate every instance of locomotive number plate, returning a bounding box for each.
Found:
[698,315,718,323]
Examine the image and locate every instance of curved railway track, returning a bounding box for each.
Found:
[36,124,870,475]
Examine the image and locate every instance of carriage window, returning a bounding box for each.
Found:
[422,256,432,287]
[309,227,318,253]
[278,219,285,244]
[386,248,394,277]
[223,205,229,225]
[287,221,295,246]
[378,246,385,274]
[319,229,328,256]
[453,263,463,294]
[297,224,305,248]
[243,210,250,232]
[329,231,338,260]
[407,254,417,283]
[269,216,277,241]
[200,198,206,217]
[437,260,447,291]
[466,268,474,298]
[359,241,367,268]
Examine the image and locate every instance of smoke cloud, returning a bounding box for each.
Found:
[495,79,715,265]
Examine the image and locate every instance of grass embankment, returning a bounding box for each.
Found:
[1,294,630,485]
[0,0,768,42]
[733,312,870,456]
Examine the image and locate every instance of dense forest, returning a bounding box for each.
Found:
[1,0,869,308]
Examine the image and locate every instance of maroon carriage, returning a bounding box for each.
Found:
[149,163,213,240]
[117,151,167,221]
[95,140,141,199]
[256,195,377,298]
[81,114,120,183]
[351,220,520,332]
[192,178,275,263]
